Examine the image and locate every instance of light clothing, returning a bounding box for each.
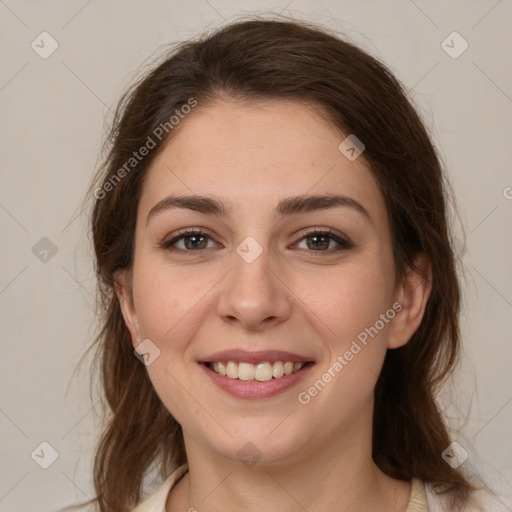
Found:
[131,463,507,511]
[132,464,189,512]
[132,464,428,511]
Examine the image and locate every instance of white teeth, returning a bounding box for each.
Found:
[217,361,227,376]
[255,362,273,381]
[209,360,307,380]
[238,362,255,381]
[272,361,285,378]
[226,361,238,378]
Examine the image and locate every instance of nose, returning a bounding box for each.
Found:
[216,242,293,332]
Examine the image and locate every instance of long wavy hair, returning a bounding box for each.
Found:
[77,16,485,512]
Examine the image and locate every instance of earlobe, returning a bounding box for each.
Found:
[114,269,141,347]
[387,254,432,350]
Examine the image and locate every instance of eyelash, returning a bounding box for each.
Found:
[159,227,353,256]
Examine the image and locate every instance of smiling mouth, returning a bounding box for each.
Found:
[204,360,313,381]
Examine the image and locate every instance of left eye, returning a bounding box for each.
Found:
[160,228,351,254]
[295,230,351,252]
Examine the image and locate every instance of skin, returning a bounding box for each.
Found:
[115,98,432,512]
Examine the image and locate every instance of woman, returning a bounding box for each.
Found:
[84,17,504,512]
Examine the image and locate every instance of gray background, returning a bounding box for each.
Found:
[0,1,511,510]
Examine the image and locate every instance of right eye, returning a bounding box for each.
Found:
[159,228,219,254]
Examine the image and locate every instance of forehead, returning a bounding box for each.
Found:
[138,98,387,225]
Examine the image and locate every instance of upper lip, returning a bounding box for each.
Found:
[198,349,315,364]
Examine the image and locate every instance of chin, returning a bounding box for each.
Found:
[202,420,310,467]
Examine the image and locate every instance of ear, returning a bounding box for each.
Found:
[387,254,432,349]
[114,269,141,348]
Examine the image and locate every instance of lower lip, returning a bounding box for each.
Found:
[199,363,314,399]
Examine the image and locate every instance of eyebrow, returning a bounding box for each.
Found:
[146,193,373,225]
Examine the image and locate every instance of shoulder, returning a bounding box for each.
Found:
[424,482,510,511]
[131,464,189,512]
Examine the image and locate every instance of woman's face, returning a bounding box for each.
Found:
[117,98,422,465]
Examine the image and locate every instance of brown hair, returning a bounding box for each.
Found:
[80,16,482,512]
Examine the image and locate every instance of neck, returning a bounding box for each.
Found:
[168,404,411,512]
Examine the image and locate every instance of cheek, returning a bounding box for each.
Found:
[296,265,393,417]
[301,256,394,349]
[131,258,207,345]
[131,260,210,429]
